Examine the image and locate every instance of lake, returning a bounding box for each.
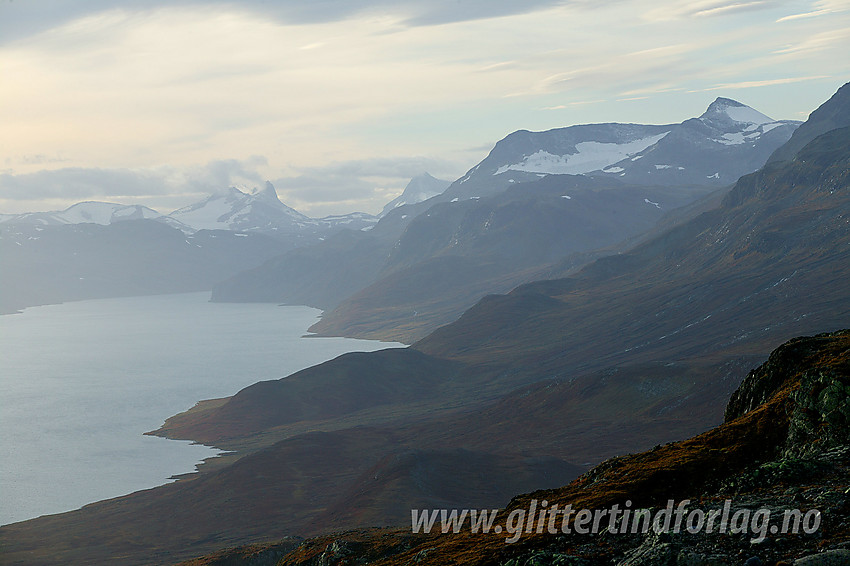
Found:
[0,292,403,525]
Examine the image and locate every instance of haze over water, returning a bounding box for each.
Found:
[0,292,402,525]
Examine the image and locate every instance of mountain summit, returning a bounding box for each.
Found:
[698,96,775,129]
[169,182,311,233]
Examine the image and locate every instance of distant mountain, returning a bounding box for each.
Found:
[442,97,799,202]
[0,220,287,314]
[0,182,386,312]
[379,173,450,217]
[169,182,379,235]
[0,201,163,226]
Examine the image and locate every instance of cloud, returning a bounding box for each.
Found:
[1,0,845,218]
[777,0,850,22]
[0,155,463,216]
[271,156,462,215]
[772,28,850,56]
[0,0,581,44]
[643,0,780,21]
[291,156,458,179]
[692,75,832,92]
[0,158,269,211]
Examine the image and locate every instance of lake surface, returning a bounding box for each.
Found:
[0,293,403,525]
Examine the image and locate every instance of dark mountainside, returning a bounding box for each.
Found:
[270,330,850,566]
[1,85,847,566]
[213,98,799,343]
[767,82,850,164]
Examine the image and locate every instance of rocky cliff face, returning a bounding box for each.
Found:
[727,330,850,460]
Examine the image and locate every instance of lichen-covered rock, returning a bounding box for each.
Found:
[725,330,850,423]
[723,330,850,460]
[785,367,850,458]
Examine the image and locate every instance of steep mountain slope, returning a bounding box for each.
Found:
[768,81,850,164]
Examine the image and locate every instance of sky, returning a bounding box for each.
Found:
[0,0,848,217]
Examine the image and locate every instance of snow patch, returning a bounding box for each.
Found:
[493,132,669,176]
[644,198,661,209]
[723,105,773,125]
[171,196,233,230]
[561,195,572,200]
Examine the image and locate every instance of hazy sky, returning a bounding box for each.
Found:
[1,0,848,217]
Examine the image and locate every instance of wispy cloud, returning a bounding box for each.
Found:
[271,156,461,215]
[691,75,832,92]
[0,0,581,45]
[777,0,850,22]
[643,0,778,21]
[772,28,850,56]
[776,8,832,22]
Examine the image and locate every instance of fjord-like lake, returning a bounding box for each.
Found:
[0,292,403,525]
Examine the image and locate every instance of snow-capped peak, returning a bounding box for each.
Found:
[700,97,774,128]
[169,182,311,232]
[0,202,162,226]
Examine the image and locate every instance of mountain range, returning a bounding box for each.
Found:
[2,83,848,565]
[212,97,800,342]
[0,181,379,236]
[0,180,415,313]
